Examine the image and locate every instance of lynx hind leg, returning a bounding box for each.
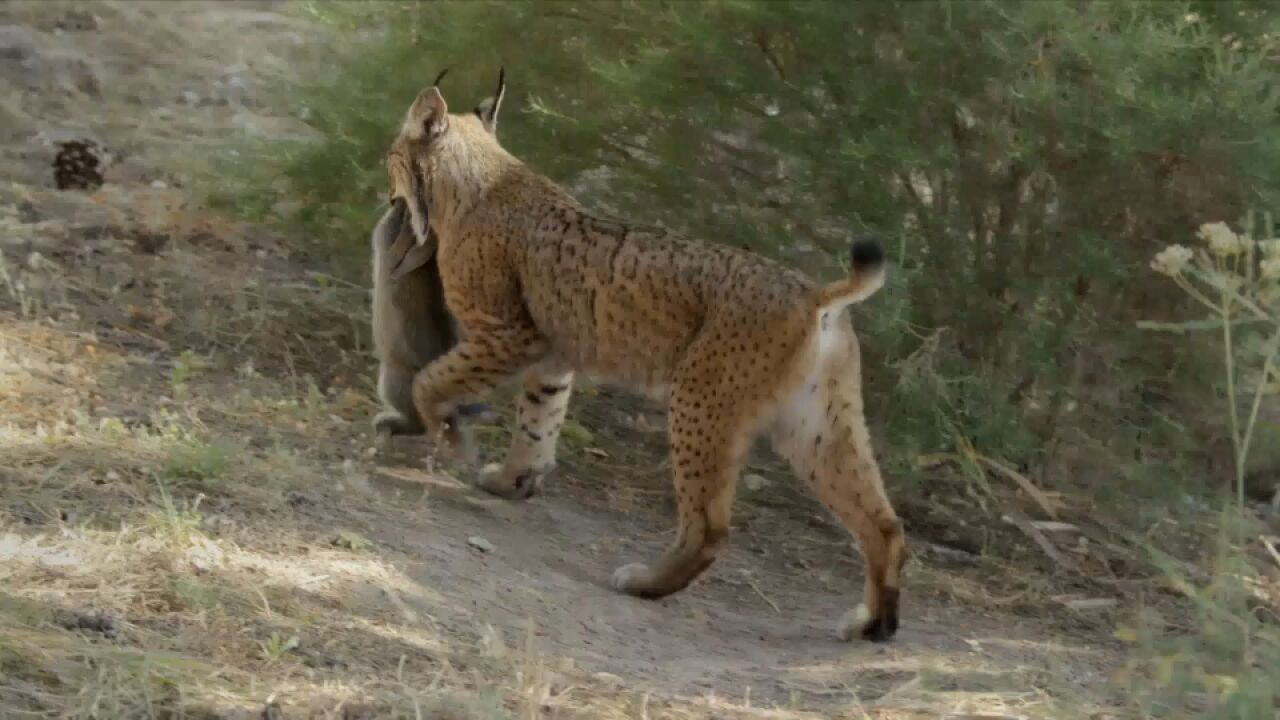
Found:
[770,326,906,642]
[612,378,745,599]
[374,359,425,450]
[412,324,549,467]
[477,367,574,500]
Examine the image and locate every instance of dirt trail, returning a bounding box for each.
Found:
[364,462,1112,708]
[0,2,1124,717]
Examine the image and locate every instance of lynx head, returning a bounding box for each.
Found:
[385,67,509,250]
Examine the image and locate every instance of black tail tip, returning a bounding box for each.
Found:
[850,237,885,271]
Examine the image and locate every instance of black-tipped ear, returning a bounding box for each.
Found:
[474,66,506,135]
[433,67,451,88]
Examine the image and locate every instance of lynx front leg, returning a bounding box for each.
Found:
[412,324,548,466]
[375,356,498,450]
[477,367,575,500]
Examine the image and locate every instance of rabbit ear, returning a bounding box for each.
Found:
[388,215,438,281]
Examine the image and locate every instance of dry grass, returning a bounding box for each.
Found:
[3,2,1277,719]
[0,315,886,719]
[0,184,930,719]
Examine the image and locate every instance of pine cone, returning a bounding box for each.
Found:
[52,139,105,190]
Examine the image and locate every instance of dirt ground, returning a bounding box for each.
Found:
[0,2,1169,718]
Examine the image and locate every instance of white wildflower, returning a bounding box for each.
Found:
[1262,256,1280,280]
[1198,221,1244,256]
[1151,244,1193,276]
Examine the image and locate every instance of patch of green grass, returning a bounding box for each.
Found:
[165,575,234,615]
[170,349,210,396]
[330,530,372,553]
[63,647,221,719]
[162,438,231,487]
[144,482,206,547]
[258,630,301,665]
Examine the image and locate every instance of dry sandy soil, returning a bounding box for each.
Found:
[0,2,1210,718]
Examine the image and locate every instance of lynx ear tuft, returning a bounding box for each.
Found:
[474,66,506,134]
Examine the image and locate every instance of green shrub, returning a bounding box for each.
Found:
[208,0,1280,500]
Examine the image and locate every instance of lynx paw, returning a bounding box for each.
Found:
[611,562,652,594]
[475,463,547,500]
[836,603,898,642]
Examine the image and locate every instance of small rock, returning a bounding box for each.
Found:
[54,608,120,638]
[47,10,100,32]
[179,90,200,106]
[202,513,237,535]
[62,56,99,96]
[467,536,494,553]
[222,64,251,105]
[16,201,40,223]
[0,25,36,62]
[593,671,624,686]
[285,490,316,508]
[743,473,768,492]
[185,536,225,573]
[1058,597,1117,611]
[131,231,168,255]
